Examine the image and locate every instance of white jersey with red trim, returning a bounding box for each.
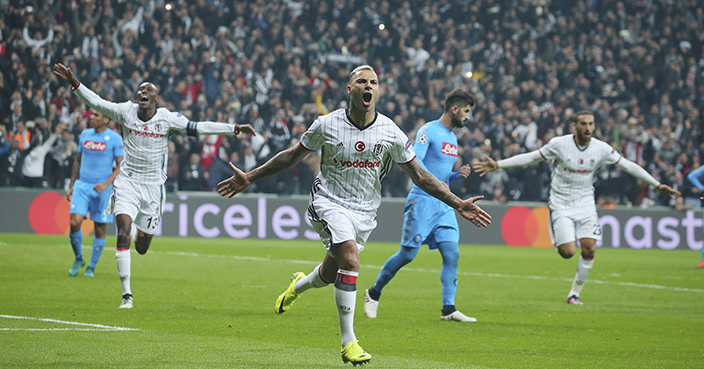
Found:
[538,134,621,211]
[300,109,416,213]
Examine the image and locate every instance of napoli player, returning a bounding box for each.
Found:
[686,166,704,268]
[363,89,477,322]
[65,110,123,277]
[474,111,680,304]
[54,63,256,308]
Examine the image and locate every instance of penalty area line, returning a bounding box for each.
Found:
[0,315,138,331]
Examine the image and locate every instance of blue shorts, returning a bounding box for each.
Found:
[400,193,459,249]
[70,179,114,224]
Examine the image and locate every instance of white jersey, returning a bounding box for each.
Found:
[538,134,621,212]
[300,109,416,213]
[74,84,235,185]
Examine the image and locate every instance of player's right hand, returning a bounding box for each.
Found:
[472,155,498,177]
[457,195,492,228]
[217,162,250,198]
[53,63,79,87]
[64,188,73,202]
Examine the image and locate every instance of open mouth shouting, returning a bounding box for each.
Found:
[362,91,373,108]
[138,94,150,107]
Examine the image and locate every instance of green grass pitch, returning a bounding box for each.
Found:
[0,233,702,368]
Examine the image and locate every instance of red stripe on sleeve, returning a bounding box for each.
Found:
[399,156,417,166]
[298,142,314,151]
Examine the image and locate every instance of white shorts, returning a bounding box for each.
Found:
[549,209,601,247]
[307,195,377,256]
[112,175,165,235]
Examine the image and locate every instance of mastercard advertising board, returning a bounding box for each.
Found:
[1,189,701,251]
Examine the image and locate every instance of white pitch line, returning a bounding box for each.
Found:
[155,250,704,294]
[0,315,138,331]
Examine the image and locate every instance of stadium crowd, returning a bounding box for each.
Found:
[0,0,702,208]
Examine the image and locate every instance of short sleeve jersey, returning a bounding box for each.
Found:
[78,128,124,183]
[539,134,621,210]
[300,109,416,212]
[409,120,459,197]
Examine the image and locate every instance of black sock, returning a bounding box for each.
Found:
[442,305,456,316]
[368,288,381,301]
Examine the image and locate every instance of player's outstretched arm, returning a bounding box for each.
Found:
[473,151,544,177]
[400,160,491,227]
[184,120,258,137]
[616,158,681,197]
[218,143,309,198]
[53,63,122,122]
[472,155,498,177]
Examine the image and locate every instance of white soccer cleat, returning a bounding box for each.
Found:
[363,289,378,318]
[119,294,133,309]
[440,310,476,322]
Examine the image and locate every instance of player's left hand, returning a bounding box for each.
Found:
[237,124,257,136]
[656,184,681,197]
[94,182,109,193]
[217,162,251,198]
[457,195,492,228]
[458,164,471,178]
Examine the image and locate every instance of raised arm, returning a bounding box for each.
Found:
[687,166,704,192]
[217,143,309,198]
[53,63,123,122]
[616,158,680,196]
[400,159,491,227]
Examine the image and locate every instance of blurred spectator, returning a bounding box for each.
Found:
[21,123,63,188]
[179,153,207,191]
[0,0,699,206]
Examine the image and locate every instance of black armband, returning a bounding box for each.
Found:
[186,121,198,137]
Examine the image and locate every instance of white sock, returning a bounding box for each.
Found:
[568,256,594,297]
[116,249,132,296]
[294,264,330,294]
[335,269,358,347]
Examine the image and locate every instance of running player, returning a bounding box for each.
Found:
[217,66,491,365]
[364,89,477,323]
[65,110,123,277]
[474,110,680,304]
[686,166,704,268]
[53,63,256,309]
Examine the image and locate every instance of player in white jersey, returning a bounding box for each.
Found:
[474,111,680,305]
[53,63,256,309]
[217,65,492,365]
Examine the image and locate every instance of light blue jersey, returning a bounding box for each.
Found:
[409,120,461,196]
[687,166,704,191]
[402,120,462,249]
[71,128,123,223]
[78,128,124,184]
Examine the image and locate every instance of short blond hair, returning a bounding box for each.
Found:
[349,65,376,83]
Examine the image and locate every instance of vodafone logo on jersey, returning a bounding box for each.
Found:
[83,140,106,151]
[332,158,380,168]
[441,142,458,156]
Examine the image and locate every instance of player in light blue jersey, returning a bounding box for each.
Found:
[686,166,704,268]
[364,89,479,322]
[65,110,124,277]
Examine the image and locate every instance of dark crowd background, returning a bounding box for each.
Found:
[0,0,702,209]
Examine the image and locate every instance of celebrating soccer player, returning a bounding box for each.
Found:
[474,110,680,305]
[217,65,491,365]
[65,111,123,278]
[364,89,478,323]
[53,63,256,309]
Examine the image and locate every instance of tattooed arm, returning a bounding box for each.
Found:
[400,160,491,227]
